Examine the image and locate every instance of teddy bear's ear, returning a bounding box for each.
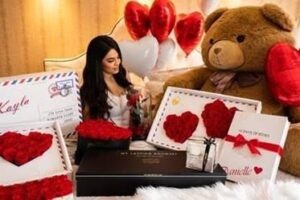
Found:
[261,3,293,32]
[204,8,228,32]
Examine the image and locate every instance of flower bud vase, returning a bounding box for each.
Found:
[127,87,152,141]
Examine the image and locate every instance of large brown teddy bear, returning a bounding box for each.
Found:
[162,4,300,176]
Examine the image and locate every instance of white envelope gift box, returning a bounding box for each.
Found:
[219,111,290,183]
[0,70,82,138]
[0,121,73,199]
[147,87,262,151]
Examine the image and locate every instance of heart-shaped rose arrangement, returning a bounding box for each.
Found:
[0,131,53,166]
[124,0,204,56]
[163,100,237,143]
[163,111,199,143]
[266,42,300,106]
[201,99,238,139]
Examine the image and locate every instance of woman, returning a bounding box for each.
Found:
[80,35,132,127]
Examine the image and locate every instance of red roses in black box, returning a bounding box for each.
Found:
[75,119,133,164]
[76,119,132,140]
[0,131,53,166]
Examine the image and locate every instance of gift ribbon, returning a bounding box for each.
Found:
[225,134,283,156]
[202,137,216,171]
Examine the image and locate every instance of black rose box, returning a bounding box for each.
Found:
[76,148,226,196]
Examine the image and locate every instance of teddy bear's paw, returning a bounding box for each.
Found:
[280,123,300,176]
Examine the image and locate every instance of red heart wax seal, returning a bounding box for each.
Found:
[254,166,263,174]
[0,131,53,166]
[163,111,199,143]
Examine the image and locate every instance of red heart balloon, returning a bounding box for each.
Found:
[163,111,199,143]
[175,12,204,56]
[266,43,300,106]
[149,0,176,43]
[124,1,150,40]
[0,131,53,166]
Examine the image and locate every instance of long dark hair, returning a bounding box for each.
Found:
[80,35,131,119]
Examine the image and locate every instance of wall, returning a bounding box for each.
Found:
[0,0,127,77]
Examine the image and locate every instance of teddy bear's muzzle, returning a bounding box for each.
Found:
[208,40,245,70]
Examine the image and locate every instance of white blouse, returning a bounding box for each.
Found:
[106,91,130,128]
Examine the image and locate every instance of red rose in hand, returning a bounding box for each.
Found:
[0,132,53,166]
[127,92,141,106]
[163,111,199,143]
[201,99,237,139]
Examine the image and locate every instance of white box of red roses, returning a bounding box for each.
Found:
[0,121,73,199]
[147,87,262,150]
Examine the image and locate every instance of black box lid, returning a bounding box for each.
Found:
[77,148,226,177]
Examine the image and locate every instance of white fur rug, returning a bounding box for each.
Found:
[76,180,300,200]
[136,181,300,200]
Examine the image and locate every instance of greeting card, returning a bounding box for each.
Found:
[218,111,289,183]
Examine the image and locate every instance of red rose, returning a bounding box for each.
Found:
[76,119,132,140]
[24,182,41,200]
[127,93,141,106]
[2,147,16,162]
[28,147,39,159]
[53,176,73,197]
[163,111,199,143]
[15,151,29,166]
[0,175,72,199]
[11,184,25,200]
[0,186,10,200]
[201,99,238,139]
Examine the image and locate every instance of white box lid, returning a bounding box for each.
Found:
[147,86,262,150]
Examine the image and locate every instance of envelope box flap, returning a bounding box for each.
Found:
[0,121,72,186]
